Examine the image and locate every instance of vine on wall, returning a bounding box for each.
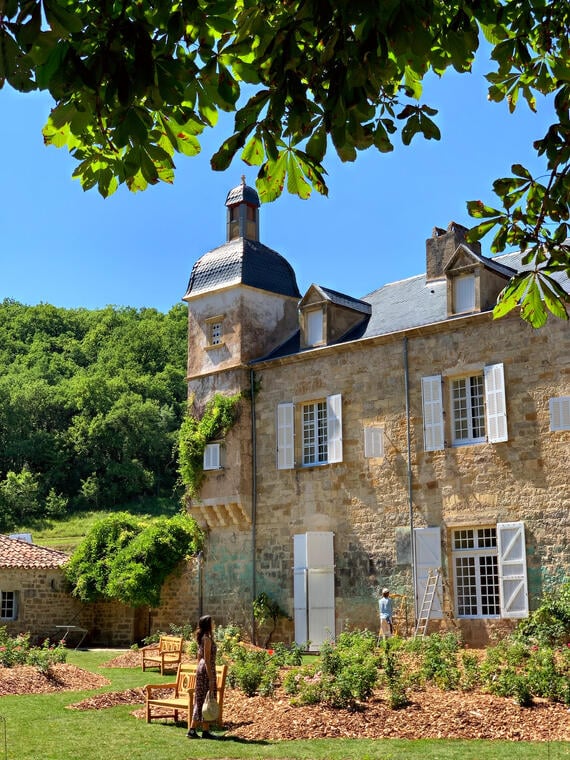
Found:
[178,392,242,498]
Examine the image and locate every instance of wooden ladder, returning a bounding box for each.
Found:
[414,567,441,637]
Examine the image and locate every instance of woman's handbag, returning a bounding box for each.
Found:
[202,690,220,722]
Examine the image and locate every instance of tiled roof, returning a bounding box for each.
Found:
[184,238,301,299]
[0,534,68,569]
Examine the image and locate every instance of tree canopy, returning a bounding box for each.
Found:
[1,1,569,324]
[0,300,188,529]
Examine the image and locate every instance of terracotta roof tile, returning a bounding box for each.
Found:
[0,535,68,569]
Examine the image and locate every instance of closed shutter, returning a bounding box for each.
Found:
[293,532,335,650]
[484,363,508,443]
[421,375,444,451]
[414,527,443,618]
[327,394,343,463]
[549,397,570,431]
[277,402,295,469]
[364,426,384,458]
[497,522,528,618]
[203,443,220,470]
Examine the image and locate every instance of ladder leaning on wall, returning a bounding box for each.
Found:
[414,567,442,637]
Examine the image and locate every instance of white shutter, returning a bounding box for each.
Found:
[203,443,221,470]
[307,309,324,345]
[421,375,444,451]
[484,363,508,443]
[326,394,343,463]
[549,397,570,431]
[453,274,475,313]
[293,534,308,646]
[364,426,384,458]
[497,522,528,618]
[277,402,294,470]
[294,532,335,651]
[414,527,443,619]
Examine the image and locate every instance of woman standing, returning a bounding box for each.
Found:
[187,615,218,739]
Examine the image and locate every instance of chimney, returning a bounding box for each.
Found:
[425,222,481,281]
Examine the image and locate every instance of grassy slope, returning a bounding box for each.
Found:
[0,651,567,760]
[16,497,181,552]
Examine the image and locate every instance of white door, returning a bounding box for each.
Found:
[414,527,443,619]
[293,532,335,650]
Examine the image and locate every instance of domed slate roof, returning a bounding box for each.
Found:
[184,238,301,299]
[226,180,260,207]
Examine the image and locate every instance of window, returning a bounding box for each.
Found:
[277,394,342,469]
[205,315,224,346]
[364,426,384,458]
[1,591,18,620]
[453,273,475,313]
[452,523,528,619]
[451,374,485,444]
[203,443,222,470]
[415,522,528,621]
[550,397,570,431]
[421,363,508,451]
[453,528,500,617]
[306,309,324,346]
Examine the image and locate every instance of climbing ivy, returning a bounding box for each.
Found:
[178,392,242,498]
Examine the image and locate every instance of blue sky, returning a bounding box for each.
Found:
[1,52,553,313]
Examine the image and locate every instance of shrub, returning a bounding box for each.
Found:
[381,639,410,709]
[514,581,570,647]
[227,647,279,697]
[0,628,67,673]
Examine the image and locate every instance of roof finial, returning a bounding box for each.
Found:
[241,174,246,185]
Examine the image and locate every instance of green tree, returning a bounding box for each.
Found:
[1,2,568,324]
[0,466,41,529]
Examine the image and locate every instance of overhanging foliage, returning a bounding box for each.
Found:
[64,511,203,607]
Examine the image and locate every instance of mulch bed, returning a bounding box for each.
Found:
[2,651,569,742]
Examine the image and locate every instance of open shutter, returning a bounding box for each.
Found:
[549,397,570,431]
[484,363,508,442]
[326,394,343,463]
[414,527,443,619]
[293,534,309,646]
[364,426,384,458]
[277,402,294,469]
[497,522,528,618]
[421,375,444,451]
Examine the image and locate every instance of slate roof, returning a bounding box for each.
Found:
[0,534,68,569]
[226,182,260,207]
[184,238,301,299]
[312,285,372,314]
[256,250,569,362]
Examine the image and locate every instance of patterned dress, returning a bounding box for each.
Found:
[192,634,217,722]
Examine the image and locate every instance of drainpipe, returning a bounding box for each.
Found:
[403,337,417,621]
[250,368,258,644]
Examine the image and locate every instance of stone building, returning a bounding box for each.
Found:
[183,180,570,647]
[0,533,197,647]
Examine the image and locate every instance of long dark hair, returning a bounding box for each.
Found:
[196,614,212,646]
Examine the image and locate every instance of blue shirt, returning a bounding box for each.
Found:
[379,596,393,620]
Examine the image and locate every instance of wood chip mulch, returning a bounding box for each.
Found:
[2,653,569,742]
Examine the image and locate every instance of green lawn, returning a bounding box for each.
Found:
[0,651,567,760]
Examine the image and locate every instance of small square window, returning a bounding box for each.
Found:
[1,591,18,620]
[550,397,570,431]
[205,316,225,347]
[203,443,222,470]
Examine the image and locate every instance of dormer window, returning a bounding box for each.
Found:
[306,309,324,346]
[453,273,476,314]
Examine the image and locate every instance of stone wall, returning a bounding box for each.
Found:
[248,309,570,645]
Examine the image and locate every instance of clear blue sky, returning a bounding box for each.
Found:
[1,53,552,313]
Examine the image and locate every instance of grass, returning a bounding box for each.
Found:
[0,651,568,760]
[15,497,180,551]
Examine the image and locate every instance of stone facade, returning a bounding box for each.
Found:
[183,186,570,647]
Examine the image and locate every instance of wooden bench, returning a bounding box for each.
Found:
[145,663,228,730]
[141,635,184,674]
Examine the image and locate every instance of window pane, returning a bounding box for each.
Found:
[469,375,485,438]
[210,322,222,345]
[477,527,497,548]
[452,378,469,440]
[479,555,500,615]
[453,529,474,550]
[452,374,486,443]
[455,556,477,616]
[302,402,328,465]
[1,591,15,619]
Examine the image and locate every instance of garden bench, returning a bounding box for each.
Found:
[141,635,184,674]
[145,663,228,730]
